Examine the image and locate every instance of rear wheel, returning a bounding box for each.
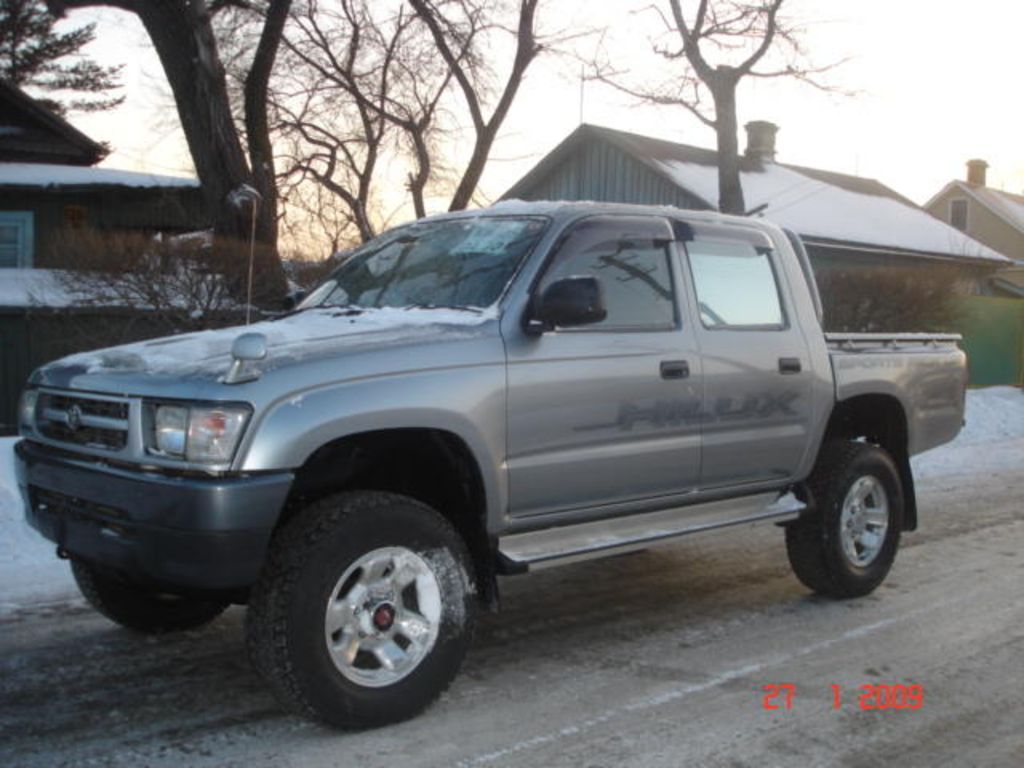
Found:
[72,560,228,633]
[786,441,904,598]
[246,491,476,728]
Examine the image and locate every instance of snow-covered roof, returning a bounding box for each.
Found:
[0,162,199,189]
[504,125,1008,264]
[652,158,1008,263]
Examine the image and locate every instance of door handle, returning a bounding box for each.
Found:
[660,360,690,380]
[778,357,802,374]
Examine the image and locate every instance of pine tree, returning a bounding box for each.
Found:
[0,0,122,115]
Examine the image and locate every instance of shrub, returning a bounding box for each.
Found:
[43,229,247,340]
[817,265,966,333]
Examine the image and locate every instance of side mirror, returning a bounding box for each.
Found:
[282,289,308,311]
[223,332,267,384]
[527,275,607,334]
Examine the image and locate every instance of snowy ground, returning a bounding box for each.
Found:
[1,387,1021,614]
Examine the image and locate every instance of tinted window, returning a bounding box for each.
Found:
[540,217,676,329]
[687,240,784,328]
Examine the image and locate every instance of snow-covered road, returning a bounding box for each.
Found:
[1,388,1022,766]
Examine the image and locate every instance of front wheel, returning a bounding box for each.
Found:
[785,441,904,598]
[246,491,476,728]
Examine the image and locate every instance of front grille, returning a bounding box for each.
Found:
[36,392,129,451]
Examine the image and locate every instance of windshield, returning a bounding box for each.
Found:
[300,215,549,312]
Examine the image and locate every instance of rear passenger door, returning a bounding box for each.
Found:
[679,226,814,489]
[504,215,703,519]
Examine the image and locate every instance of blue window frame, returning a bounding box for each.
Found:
[0,211,34,268]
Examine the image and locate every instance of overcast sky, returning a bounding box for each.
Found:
[70,0,1024,234]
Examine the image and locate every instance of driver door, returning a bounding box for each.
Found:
[504,215,703,519]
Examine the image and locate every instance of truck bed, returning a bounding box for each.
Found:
[826,332,967,456]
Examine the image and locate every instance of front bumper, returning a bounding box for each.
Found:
[15,440,293,592]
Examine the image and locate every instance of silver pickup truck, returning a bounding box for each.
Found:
[14,201,966,728]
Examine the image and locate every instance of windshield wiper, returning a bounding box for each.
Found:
[404,303,484,314]
[277,304,365,319]
[326,305,366,316]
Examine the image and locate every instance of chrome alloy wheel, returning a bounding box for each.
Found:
[323,547,442,688]
[839,475,890,567]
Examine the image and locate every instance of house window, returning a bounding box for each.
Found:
[950,198,968,231]
[63,205,88,229]
[0,211,34,268]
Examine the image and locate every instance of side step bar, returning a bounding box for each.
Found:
[498,492,805,572]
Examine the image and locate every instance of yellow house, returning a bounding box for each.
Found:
[925,160,1024,296]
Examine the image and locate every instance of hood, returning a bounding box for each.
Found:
[32,306,499,395]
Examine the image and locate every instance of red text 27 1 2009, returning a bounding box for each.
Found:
[762,683,924,711]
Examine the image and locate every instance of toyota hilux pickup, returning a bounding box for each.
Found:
[14,201,967,728]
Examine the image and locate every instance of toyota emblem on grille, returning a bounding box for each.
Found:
[65,404,83,431]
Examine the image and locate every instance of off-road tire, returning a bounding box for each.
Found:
[71,560,228,633]
[245,491,477,729]
[786,440,904,598]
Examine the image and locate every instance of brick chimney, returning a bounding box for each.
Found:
[744,121,779,163]
[966,159,988,186]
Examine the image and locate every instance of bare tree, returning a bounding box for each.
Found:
[409,0,541,211]
[274,0,453,244]
[46,0,291,299]
[593,0,839,214]
[271,0,548,249]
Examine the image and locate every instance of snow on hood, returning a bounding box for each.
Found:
[51,306,497,378]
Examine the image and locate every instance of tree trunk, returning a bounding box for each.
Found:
[711,76,745,215]
[448,135,491,212]
[129,2,253,239]
[48,0,287,303]
[244,0,292,250]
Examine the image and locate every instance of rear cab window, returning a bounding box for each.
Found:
[683,236,786,330]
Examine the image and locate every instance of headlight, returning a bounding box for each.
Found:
[154,405,188,456]
[187,407,249,463]
[150,403,250,464]
[19,389,38,432]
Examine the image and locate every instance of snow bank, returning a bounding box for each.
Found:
[0,437,76,612]
[653,159,1008,263]
[0,387,1020,610]
[0,162,198,189]
[913,386,1024,480]
[949,386,1024,445]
